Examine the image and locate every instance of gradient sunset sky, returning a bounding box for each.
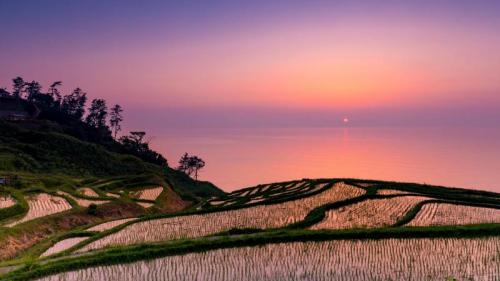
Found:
[1,0,500,128]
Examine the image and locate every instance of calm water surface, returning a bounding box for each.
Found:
[150,127,500,192]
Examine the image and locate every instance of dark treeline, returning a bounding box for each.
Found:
[1,76,167,167]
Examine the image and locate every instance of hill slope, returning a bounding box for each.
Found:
[0,119,224,199]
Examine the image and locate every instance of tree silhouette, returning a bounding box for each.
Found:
[25,81,42,102]
[48,81,62,104]
[85,99,108,128]
[26,81,58,111]
[177,153,205,180]
[109,104,123,139]
[61,88,87,120]
[177,153,190,174]
[191,156,205,180]
[129,131,146,145]
[12,77,25,98]
[119,131,147,153]
[119,131,167,166]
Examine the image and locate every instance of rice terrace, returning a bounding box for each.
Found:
[2,1,500,280]
[0,175,498,280]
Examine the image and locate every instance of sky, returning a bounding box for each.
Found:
[1,0,500,129]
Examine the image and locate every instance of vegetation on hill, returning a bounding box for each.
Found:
[0,120,149,176]
[1,76,166,167]
[0,119,224,199]
[0,76,224,199]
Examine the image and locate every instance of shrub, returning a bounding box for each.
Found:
[87,204,98,216]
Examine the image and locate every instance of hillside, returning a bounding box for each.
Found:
[0,177,498,280]
[0,119,224,199]
[0,120,149,175]
[0,118,226,270]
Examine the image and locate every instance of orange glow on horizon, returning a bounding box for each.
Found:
[132,20,500,109]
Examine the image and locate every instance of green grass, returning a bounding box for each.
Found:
[0,188,28,222]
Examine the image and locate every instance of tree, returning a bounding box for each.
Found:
[87,203,98,215]
[61,88,87,120]
[177,153,205,180]
[25,81,42,102]
[119,131,147,154]
[26,80,57,110]
[12,77,25,98]
[48,81,62,104]
[190,156,205,181]
[119,131,168,166]
[177,153,191,174]
[85,99,108,128]
[109,104,123,138]
[129,131,146,146]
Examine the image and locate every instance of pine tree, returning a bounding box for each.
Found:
[109,104,124,138]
